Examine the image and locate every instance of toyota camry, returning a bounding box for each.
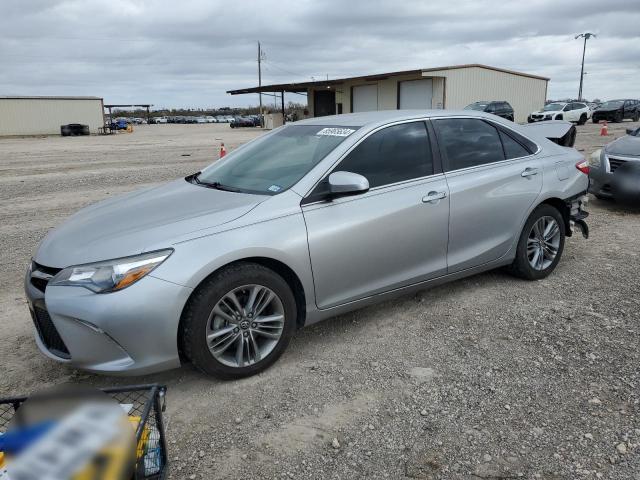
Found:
[25,110,589,379]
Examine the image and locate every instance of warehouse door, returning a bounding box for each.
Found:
[352,84,378,112]
[398,79,433,109]
[313,90,336,117]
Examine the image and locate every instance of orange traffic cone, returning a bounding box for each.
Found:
[219,142,226,158]
[600,121,608,136]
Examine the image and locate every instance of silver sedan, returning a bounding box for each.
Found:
[25,110,589,378]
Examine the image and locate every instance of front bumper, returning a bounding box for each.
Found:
[528,114,554,123]
[588,167,614,198]
[592,112,619,123]
[25,269,193,375]
[588,154,639,198]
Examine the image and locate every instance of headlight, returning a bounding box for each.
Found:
[589,149,602,168]
[50,249,173,293]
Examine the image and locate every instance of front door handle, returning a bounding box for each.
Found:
[422,191,447,203]
[521,167,539,177]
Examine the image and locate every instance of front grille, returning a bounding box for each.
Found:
[31,306,70,358]
[30,262,62,293]
[608,158,626,173]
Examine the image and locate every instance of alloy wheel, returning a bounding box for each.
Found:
[206,284,285,368]
[527,216,561,271]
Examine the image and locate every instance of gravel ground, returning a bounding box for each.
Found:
[0,121,639,479]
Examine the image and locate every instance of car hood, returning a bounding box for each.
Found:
[606,135,640,157]
[532,110,556,115]
[595,107,621,113]
[35,179,265,267]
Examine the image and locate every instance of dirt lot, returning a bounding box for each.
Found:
[1,121,639,479]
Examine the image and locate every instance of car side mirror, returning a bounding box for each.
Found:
[328,171,369,197]
[626,128,635,135]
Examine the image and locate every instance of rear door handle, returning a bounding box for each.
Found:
[422,191,447,203]
[521,167,539,177]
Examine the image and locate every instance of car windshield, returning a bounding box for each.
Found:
[464,102,489,111]
[600,100,624,108]
[195,125,358,195]
[543,103,564,111]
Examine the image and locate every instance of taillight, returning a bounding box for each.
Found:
[576,159,590,174]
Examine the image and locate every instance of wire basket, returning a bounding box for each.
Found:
[0,384,168,479]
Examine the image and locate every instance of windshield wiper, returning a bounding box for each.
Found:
[191,172,242,192]
[202,182,242,193]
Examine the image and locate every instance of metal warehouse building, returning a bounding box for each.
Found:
[228,64,549,123]
[0,96,104,136]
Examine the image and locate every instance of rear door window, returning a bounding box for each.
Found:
[435,118,505,170]
[499,131,531,159]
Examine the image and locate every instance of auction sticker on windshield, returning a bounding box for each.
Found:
[316,128,356,137]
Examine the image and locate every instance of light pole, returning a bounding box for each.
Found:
[575,33,596,101]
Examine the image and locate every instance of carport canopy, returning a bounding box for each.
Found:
[104,104,153,122]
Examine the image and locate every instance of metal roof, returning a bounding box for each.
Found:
[227,64,550,95]
[0,95,103,100]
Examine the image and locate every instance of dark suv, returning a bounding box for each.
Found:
[464,101,515,121]
[592,99,640,123]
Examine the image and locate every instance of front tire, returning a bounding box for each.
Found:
[508,205,566,280]
[578,113,587,125]
[180,263,297,379]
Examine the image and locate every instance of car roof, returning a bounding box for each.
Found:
[295,109,495,127]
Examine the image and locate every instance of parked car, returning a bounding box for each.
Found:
[528,102,591,125]
[588,125,640,199]
[230,116,258,128]
[109,118,129,130]
[25,110,589,378]
[195,117,207,124]
[155,117,168,124]
[464,101,514,121]
[204,116,217,123]
[60,124,90,136]
[592,99,640,123]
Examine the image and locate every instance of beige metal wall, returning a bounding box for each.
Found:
[0,98,104,136]
[308,74,445,116]
[425,67,547,123]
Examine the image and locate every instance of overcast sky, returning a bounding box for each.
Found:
[2,0,639,109]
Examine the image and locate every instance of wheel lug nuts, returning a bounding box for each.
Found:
[243,332,249,338]
[251,323,257,328]
[233,327,239,333]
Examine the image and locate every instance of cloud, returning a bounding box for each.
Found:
[1,0,638,107]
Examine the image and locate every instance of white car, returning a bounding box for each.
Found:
[528,102,592,125]
[155,117,168,124]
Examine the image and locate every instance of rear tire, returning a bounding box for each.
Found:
[508,205,566,281]
[633,112,640,122]
[578,114,587,125]
[592,118,599,124]
[180,263,297,379]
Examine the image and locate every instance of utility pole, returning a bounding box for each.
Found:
[575,33,596,101]
[258,41,264,127]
